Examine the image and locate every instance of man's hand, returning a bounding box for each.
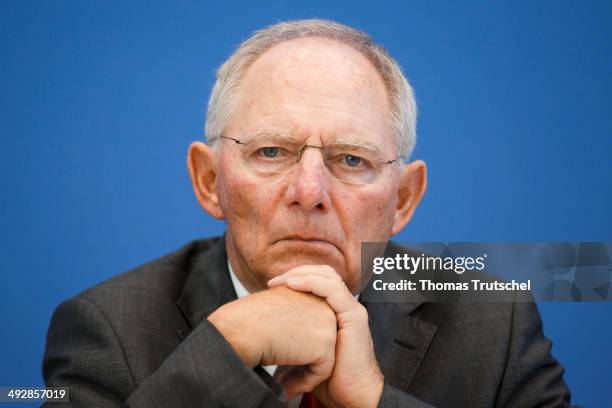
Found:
[207,286,337,397]
[268,266,385,408]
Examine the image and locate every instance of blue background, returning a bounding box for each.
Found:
[1,1,611,406]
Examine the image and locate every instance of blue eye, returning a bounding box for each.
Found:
[260,147,280,158]
[344,155,362,167]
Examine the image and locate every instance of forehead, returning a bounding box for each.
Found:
[227,38,395,152]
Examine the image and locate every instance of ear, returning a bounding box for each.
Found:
[187,141,225,220]
[392,160,427,235]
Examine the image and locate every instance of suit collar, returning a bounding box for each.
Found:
[176,236,237,329]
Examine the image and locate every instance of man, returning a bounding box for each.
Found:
[43,19,576,407]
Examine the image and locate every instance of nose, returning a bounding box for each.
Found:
[285,148,332,212]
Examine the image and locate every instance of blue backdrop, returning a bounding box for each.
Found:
[1,1,611,406]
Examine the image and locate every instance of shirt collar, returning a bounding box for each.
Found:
[227,259,251,299]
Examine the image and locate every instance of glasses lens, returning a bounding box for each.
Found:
[323,145,382,184]
[242,138,300,174]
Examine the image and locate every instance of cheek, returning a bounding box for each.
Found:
[217,162,278,225]
[218,172,253,220]
[343,185,398,240]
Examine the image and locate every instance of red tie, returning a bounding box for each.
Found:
[299,392,325,408]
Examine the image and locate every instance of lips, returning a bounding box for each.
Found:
[275,235,340,252]
[283,234,330,242]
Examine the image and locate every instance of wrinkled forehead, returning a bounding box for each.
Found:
[226,38,398,155]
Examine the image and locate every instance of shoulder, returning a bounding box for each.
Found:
[63,237,225,341]
[47,237,225,381]
[77,237,223,308]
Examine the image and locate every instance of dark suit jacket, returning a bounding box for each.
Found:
[43,237,576,407]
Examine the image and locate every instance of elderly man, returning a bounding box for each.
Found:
[43,20,575,407]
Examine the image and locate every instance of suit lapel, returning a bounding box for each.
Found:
[176,237,237,340]
[365,299,437,391]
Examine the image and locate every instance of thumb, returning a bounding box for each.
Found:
[276,358,334,400]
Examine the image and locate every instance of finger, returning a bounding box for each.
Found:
[274,365,305,392]
[267,265,342,287]
[284,274,357,317]
[268,272,337,288]
[268,264,342,283]
[281,356,335,400]
[273,365,300,386]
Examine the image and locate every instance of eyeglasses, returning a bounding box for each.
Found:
[218,134,404,185]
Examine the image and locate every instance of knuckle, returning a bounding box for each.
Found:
[325,329,337,348]
[355,303,369,321]
[321,311,337,336]
[323,265,338,277]
[315,327,336,353]
[325,303,337,320]
[322,265,334,273]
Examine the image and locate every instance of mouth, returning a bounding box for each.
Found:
[275,235,340,252]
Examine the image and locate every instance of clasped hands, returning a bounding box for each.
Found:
[208,265,384,408]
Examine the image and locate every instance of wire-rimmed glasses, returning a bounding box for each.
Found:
[218,134,403,185]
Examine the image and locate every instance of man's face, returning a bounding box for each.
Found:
[214,38,405,292]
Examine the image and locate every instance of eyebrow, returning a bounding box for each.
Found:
[243,129,300,143]
[328,137,385,153]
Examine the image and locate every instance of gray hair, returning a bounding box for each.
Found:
[204,19,417,158]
